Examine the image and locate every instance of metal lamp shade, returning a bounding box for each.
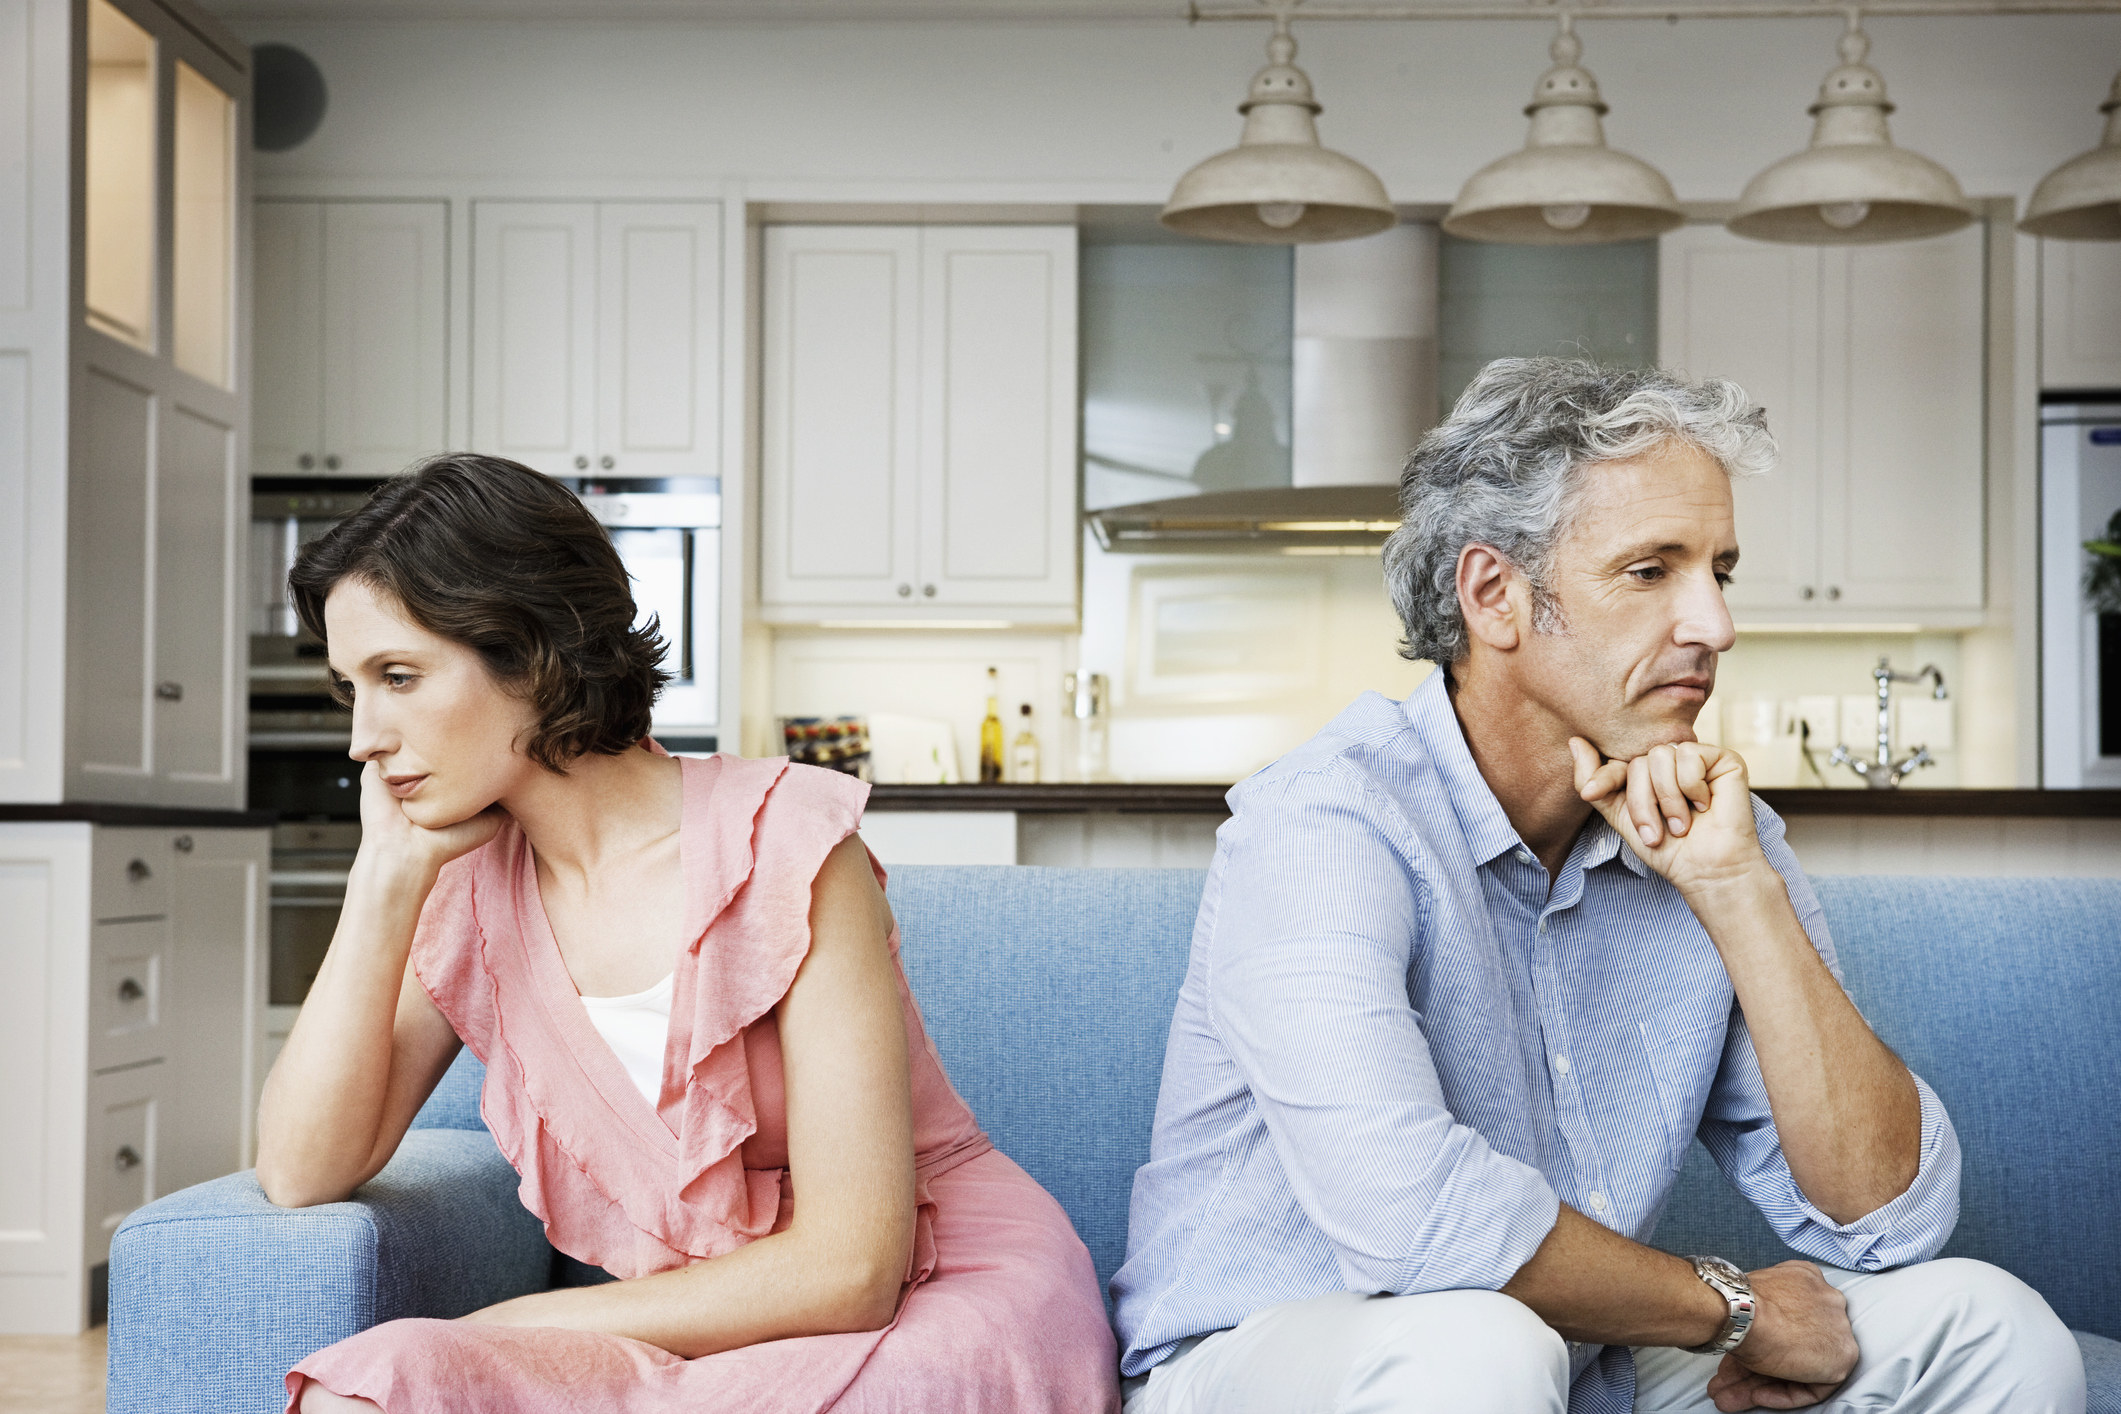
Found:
[1444,26,1682,246]
[1729,23,1971,246]
[1161,24,1396,246]
[2021,71,2121,241]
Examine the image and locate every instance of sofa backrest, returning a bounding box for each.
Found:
[410,867,2121,1341]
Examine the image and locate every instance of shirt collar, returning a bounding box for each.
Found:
[1400,670,1651,880]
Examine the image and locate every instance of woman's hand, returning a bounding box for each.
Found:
[1568,738,1765,900]
[355,758,504,883]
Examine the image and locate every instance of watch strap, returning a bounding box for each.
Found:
[1684,1254,1757,1356]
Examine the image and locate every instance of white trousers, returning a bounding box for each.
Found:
[1123,1259,2086,1414]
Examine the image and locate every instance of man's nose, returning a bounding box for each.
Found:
[1677,570,1737,653]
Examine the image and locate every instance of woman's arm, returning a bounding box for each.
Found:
[459,833,919,1354]
[255,763,498,1207]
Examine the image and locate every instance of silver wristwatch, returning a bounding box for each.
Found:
[1684,1255,1757,1355]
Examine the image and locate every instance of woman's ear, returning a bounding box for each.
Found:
[1456,542,1526,655]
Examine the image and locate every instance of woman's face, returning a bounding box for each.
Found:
[324,576,540,828]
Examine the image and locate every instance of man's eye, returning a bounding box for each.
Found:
[1715,571,1735,588]
[1629,565,1665,583]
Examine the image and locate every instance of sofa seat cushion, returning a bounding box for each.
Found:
[2082,1329,2121,1414]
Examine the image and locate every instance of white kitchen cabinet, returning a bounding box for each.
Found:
[471,200,721,480]
[0,821,268,1333]
[1659,223,1985,625]
[760,224,1079,625]
[2041,240,2121,392]
[253,199,449,478]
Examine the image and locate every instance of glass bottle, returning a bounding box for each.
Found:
[979,667,1005,785]
[1011,703,1041,784]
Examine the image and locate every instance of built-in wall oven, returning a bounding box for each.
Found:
[2041,403,2121,787]
[249,477,722,1018]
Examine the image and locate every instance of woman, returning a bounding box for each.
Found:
[258,453,1119,1414]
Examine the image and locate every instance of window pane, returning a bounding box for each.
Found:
[85,0,155,349]
[173,60,234,386]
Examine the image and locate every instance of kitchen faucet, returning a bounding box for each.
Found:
[1827,656,1947,789]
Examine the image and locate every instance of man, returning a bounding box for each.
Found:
[1110,360,2084,1414]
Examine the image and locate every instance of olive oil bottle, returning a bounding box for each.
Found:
[978,667,1005,784]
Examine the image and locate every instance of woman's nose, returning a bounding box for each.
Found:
[347,694,390,762]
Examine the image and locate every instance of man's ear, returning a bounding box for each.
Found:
[1456,542,1525,654]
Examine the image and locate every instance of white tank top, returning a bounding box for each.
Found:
[576,972,674,1106]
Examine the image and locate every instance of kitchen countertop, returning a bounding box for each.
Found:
[0,802,279,828]
[867,784,2121,817]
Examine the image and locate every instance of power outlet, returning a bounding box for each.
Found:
[1896,694,1955,751]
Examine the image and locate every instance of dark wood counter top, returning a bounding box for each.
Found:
[867,784,2121,818]
[0,802,278,828]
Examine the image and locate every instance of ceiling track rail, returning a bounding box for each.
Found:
[1188,0,2121,19]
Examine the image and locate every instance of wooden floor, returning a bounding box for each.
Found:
[0,1326,106,1414]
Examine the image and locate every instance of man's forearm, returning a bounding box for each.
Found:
[1500,1204,1727,1348]
[1686,866,1922,1223]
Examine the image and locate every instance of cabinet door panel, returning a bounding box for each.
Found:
[154,402,236,786]
[472,202,595,477]
[72,366,154,779]
[1658,226,1821,615]
[1824,227,1986,613]
[85,1062,163,1267]
[597,203,719,479]
[167,830,265,1182]
[322,201,447,478]
[919,227,1077,615]
[2041,239,2121,391]
[760,227,920,609]
[251,201,322,475]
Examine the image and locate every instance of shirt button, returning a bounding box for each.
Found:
[1554,1055,1571,1074]
[1588,1191,1609,1213]
[1537,918,1548,934]
[1518,849,1535,865]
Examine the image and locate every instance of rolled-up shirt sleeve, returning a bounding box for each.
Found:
[1206,765,1562,1295]
[1698,802,1962,1271]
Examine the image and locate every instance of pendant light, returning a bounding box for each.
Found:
[1728,12,1971,245]
[1442,18,1683,246]
[1161,16,1396,246]
[2021,69,2121,241]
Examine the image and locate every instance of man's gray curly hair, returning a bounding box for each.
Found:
[1382,357,1776,665]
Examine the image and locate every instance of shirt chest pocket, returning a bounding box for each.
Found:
[1638,1015,1733,1171]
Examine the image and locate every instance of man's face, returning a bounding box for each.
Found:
[1511,441,1739,761]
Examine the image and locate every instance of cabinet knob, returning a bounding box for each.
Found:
[922,584,937,598]
[114,1145,142,1172]
[1800,586,1816,601]
[117,977,146,1003]
[173,834,193,853]
[599,455,615,470]
[324,454,341,471]
[297,454,315,470]
[155,680,184,702]
[897,584,912,598]
[126,858,152,883]
[574,455,590,470]
[1826,586,1842,601]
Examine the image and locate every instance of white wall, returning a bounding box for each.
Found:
[240,16,2120,210]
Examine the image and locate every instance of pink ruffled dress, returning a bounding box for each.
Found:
[287,753,1119,1413]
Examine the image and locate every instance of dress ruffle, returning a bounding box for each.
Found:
[412,755,875,1279]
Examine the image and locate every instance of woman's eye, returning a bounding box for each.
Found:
[383,671,415,689]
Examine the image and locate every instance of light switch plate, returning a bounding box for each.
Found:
[1841,695,1882,751]
[1896,694,1955,751]
[1795,695,1840,749]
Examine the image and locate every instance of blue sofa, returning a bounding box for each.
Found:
[111,869,2120,1411]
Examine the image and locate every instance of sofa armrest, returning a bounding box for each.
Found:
[108,1128,552,1414]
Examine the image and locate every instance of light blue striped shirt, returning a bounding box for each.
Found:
[1111,672,1960,1412]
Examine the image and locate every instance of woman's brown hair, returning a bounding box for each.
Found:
[288,453,669,772]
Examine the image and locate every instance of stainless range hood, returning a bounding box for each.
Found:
[1087,483,1399,553]
[1087,222,1435,554]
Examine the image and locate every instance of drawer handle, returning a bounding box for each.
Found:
[297,453,316,470]
[897,583,911,598]
[114,1145,142,1172]
[922,584,937,598]
[117,977,146,1003]
[155,681,183,702]
[324,454,342,471]
[574,455,590,470]
[600,455,615,470]
[173,835,194,853]
[1826,586,1842,601]
[126,858,152,883]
